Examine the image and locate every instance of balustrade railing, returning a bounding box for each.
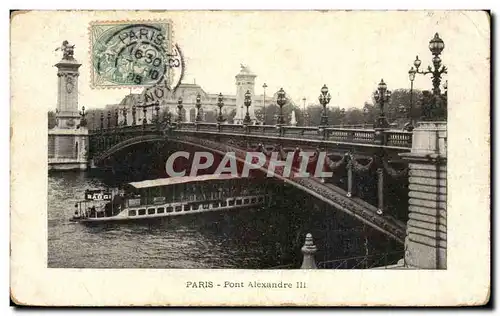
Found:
[90,121,412,149]
[317,251,404,269]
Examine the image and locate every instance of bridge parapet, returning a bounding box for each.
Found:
[172,122,412,148]
[90,121,412,149]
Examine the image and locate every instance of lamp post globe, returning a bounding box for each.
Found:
[429,33,445,56]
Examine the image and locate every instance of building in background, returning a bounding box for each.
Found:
[107,65,275,125]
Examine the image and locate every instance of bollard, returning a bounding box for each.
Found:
[300,233,318,269]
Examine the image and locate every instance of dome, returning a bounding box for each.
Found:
[119,93,142,106]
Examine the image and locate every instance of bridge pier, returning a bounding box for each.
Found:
[401,122,447,269]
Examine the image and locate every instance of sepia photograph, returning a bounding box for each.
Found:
[10,10,490,306]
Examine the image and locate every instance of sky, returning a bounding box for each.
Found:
[11,11,489,111]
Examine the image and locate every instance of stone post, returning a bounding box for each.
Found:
[300,233,318,269]
[400,121,447,269]
[376,168,384,215]
[346,159,353,197]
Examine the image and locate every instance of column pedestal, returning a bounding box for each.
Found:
[400,121,447,269]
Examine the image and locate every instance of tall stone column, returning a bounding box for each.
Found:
[48,41,89,171]
[400,122,447,269]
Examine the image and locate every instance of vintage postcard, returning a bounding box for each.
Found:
[10,10,490,306]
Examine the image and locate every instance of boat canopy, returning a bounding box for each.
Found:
[127,174,239,190]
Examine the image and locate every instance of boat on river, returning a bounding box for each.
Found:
[71,174,271,223]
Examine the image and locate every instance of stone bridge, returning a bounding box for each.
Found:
[88,122,415,244]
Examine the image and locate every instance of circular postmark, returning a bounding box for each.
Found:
[92,24,172,87]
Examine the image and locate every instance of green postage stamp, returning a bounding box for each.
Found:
[89,20,174,88]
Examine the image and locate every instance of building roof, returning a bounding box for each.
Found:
[119,93,142,106]
[127,174,239,189]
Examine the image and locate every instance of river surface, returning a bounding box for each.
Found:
[48,171,401,269]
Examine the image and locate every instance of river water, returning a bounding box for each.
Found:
[48,171,401,269]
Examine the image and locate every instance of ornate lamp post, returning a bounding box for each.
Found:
[412,33,447,119]
[243,90,252,125]
[276,88,286,126]
[115,108,119,127]
[195,93,202,123]
[262,83,268,124]
[217,93,224,123]
[122,107,128,126]
[177,97,183,123]
[107,111,111,129]
[132,105,137,126]
[302,97,307,126]
[374,79,391,128]
[79,106,87,127]
[373,79,392,145]
[408,66,416,129]
[100,112,104,130]
[155,101,160,123]
[318,84,331,127]
[142,106,147,126]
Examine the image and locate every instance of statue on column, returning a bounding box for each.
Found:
[55,40,75,60]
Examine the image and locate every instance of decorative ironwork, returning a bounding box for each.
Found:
[412,33,447,120]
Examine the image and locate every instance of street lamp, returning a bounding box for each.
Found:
[131,105,136,126]
[262,83,268,124]
[122,107,128,126]
[154,101,160,123]
[79,106,87,127]
[407,66,416,130]
[302,97,307,126]
[373,79,391,129]
[195,93,202,123]
[217,93,224,123]
[276,88,286,126]
[177,97,183,123]
[318,84,331,127]
[412,33,447,115]
[243,90,252,125]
